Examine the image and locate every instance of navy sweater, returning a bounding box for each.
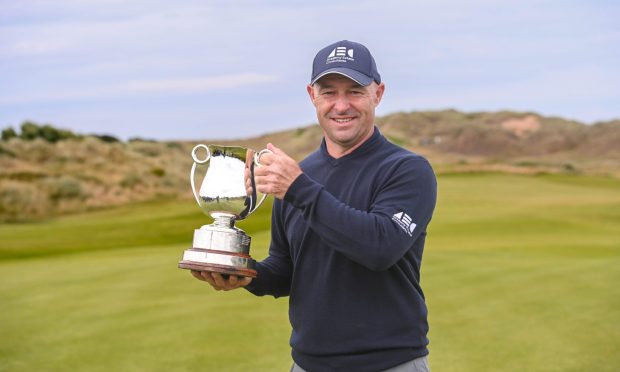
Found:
[246,128,437,372]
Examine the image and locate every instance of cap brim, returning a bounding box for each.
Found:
[311,68,373,86]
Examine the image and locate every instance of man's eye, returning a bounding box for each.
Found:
[322,91,335,96]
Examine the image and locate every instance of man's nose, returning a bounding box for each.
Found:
[333,95,350,113]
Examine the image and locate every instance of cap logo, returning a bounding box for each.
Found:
[326,47,354,64]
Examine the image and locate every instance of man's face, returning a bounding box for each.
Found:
[307,75,385,156]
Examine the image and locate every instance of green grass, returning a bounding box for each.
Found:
[0,197,273,259]
[1,173,619,371]
[427,173,620,371]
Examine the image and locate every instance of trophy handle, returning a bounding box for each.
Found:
[190,144,211,206]
[248,148,272,214]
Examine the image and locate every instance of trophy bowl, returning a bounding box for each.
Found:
[178,144,269,278]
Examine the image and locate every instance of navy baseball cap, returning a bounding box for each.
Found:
[310,40,381,86]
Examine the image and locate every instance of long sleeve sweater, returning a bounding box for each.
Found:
[246,127,437,372]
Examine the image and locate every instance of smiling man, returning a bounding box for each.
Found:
[307,73,384,157]
[192,40,437,372]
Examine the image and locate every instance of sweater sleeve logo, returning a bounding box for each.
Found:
[392,212,416,237]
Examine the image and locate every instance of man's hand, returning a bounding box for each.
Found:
[191,270,252,291]
[254,143,303,199]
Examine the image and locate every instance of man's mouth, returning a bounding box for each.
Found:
[332,117,354,123]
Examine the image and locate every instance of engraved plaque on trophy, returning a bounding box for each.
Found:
[178,144,269,278]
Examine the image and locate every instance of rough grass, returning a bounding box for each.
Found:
[0,173,619,371]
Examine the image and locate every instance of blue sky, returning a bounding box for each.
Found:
[1,0,618,140]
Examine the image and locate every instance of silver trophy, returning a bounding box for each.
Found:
[178,144,269,278]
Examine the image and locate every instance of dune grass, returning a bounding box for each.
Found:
[0,173,619,371]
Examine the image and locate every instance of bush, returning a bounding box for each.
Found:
[0,181,48,222]
[40,125,62,143]
[1,127,17,141]
[20,121,40,140]
[165,141,183,149]
[16,121,77,143]
[42,176,85,201]
[129,137,156,143]
[563,163,578,173]
[19,139,55,162]
[131,143,162,157]
[150,167,166,177]
[91,134,120,143]
[120,174,142,188]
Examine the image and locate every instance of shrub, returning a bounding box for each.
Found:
[150,167,166,177]
[1,127,17,141]
[15,121,77,143]
[40,125,61,143]
[563,163,578,173]
[20,138,54,162]
[20,121,40,140]
[42,176,85,201]
[91,134,120,143]
[120,173,142,188]
[129,137,156,142]
[165,141,183,149]
[0,181,48,222]
[132,143,162,157]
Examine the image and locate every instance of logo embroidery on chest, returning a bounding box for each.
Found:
[392,212,416,237]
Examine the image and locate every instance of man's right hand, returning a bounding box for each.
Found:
[190,270,252,291]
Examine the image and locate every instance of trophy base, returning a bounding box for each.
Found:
[178,248,257,278]
[179,261,257,278]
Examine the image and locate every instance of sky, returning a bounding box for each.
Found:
[1,0,619,140]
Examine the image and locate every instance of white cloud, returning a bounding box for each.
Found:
[0,73,278,104]
[121,74,279,94]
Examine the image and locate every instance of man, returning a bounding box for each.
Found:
[192,40,437,372]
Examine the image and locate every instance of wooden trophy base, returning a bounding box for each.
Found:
[179,260,257,278]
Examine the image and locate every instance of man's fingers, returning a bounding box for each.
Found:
[267,142,285,156]
[190,270,219,288]
[257,151,275,166]
[191,270,205,281]
[211,272,227,288]
[244,168,254,195]
[229,276,252,289]
[203,272,219,286]
[191,270,252,291]
[239,276,252,287]
[254,175,278,195]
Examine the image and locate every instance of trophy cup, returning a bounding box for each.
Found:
[178,144,269,278]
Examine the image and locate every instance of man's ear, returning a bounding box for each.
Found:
[307,84,316,105]
[374,83,385,107]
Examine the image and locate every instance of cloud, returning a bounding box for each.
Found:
[0,73,278,104]
[121,74,278,94]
